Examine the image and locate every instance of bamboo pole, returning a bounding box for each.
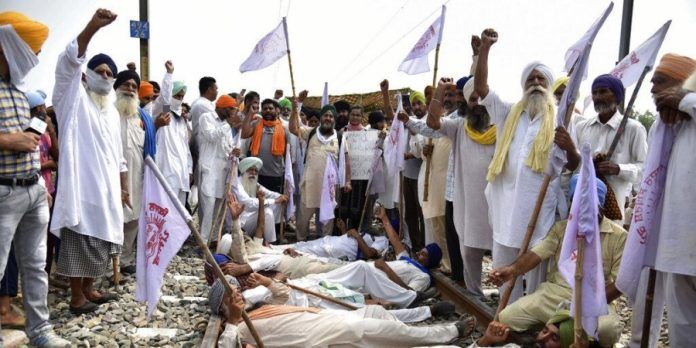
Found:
[283,17,296,98]
[279,178,287,242]
[398,171,405,238]
[112,255,120,291]
[423,43,441,203]
[144,157,264,348]
[284,282,358,310]
[640,269,657,348]
[574,238,586,345]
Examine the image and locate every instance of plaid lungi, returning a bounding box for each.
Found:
[56,228,122,278]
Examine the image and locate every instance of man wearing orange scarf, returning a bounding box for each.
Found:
[240,98,289,238]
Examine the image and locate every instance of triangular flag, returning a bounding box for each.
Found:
[321,82,329,107]
[563,2,614,80]
[398,6,446,75]
[240,18,289,73]
[610,21,671,88]
[558,143,608,339]
[136,158,191,316]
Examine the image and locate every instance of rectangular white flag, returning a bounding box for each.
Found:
[284,147,295,220]
[616,120,675,302]
[558,143,608,339]
[610,21,671,88]
[239,18,289,73]
[398,6,446,75]
[319,155,339,224]
[563,2,614,79]
[136,162,191,316]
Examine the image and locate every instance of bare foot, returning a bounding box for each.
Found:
[0,305,25,327]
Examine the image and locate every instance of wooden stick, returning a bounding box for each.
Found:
[279,178,287,242]
[423,42,442,203]
[640,268,657,348]
[209,170,232,249]
[144,157,264,348]
[215,203,229,254]
[284,282,358,310]
[606,66,651,160]
[357,180,372,232]
[283,17,296,98]
[398,171,405,239]
[574,238,586,345]
[112,255,120,291]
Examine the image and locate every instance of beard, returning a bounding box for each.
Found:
[320,120,335,134]
[87,89,111,110]
[115,91,140,117]
[522,86,552,117]
[466,105,491,132]
[241,173,258,198]
[594,101,618,115]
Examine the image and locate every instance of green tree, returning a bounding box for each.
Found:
[630,109,656,132]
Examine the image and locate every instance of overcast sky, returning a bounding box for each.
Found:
[4,0,695,113]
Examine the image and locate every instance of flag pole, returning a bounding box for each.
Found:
[574,238,586,345]
[640,269,657,348]
[143,157,264,348]
[423,5,445,202]
[283,17,297,98]
[399,172,405,238]
[606,65,651,159]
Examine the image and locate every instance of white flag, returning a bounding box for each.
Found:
[616,120,675,302]
[136,162,191,316]
[398,6,446,75]
[610,21,671,88]
[321,82,329,107]
[384,93,407,202]
[563,2,614,80]
[239,18,289,73]
[284,147,295,220]
[319,155,339,224]
[558,143,607,339]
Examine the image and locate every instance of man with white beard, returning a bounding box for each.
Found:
[474,28,569,305]
[51,9,126,315]
[112,68,162,275]
[231,157,287,244]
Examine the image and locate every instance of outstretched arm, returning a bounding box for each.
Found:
[376,206,406,256]
[78,9,117,58]
[346,229,379,260]
[380,79,395,121]
[426,78,454,130]
[289,90,308,137]
[474,28,498,100]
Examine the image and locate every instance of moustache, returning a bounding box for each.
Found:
[525,86,548,95]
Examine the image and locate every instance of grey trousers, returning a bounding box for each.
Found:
[0,183,52,340]
[121,220,139,266]
[664,272,696,347]
[296,203,333,241]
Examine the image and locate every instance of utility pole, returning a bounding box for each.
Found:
[618,0,634,60]
[139,0,149,81]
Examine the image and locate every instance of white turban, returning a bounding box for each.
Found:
[684,70,696,92]
[462,78,475,101]
[521,61,555,89]
[239,157,263,173]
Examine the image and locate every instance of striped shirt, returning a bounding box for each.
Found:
[0,78,40,177]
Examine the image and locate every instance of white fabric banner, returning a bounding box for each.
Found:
[136,163,191,316]
[558,143,607,339]
[397,6,446,75]
[319,155,339,224]
[321,82,329,107]
[563,2,614,80]
[610,21,671,88]
[384,93,407,202]
[284,147,295,220]
[239,19,288,73]
[616,120,675,302]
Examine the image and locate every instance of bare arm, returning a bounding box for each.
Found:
[289,90,307,137]
[379,79,395,121]
[77,9,117,58]
[488,250,542,286]
[240,107,256,139]
[474,28,498,100]
[426,78,454,130]
[605,282,621,304]
[347,229,379,260]
[376,206,406,256]
[120,171,131,209]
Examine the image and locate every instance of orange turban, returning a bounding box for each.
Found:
[139,81,154,98]
[216,95,238,109]
[655,53,696,83]
[0,12,49,54]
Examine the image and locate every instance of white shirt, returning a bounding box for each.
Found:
[655,93,696,276]
[385,251,430,292]
[121,115,145,222]
[153,73,193,192]
[50,39,127,244]
[196,111,233,198]
[481,90,560,248]
[573,110,647,219]
[276,234,389,261]
[190,96,215,138]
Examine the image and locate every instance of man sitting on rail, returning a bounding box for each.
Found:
[468,309,575,348]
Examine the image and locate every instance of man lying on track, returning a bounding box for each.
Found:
[468,310,575,348]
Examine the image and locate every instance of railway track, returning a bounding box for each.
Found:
[431,270,495,330]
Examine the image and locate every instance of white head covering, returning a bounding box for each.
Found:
[521,61,555,89]
[239,157,263,173]
[462,78,475,101]
[0,25,39,91]
[684,70,696,92]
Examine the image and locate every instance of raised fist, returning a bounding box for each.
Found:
[380,79,389,93]
[90,9,117,29]
[481,28,498,48]
[165,60,174,73]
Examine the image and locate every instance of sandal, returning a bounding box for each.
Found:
[90,292,118,304]
[69,301,98,315]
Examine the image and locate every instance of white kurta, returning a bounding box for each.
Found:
[439,117,495,250]
[481,90,560,248]
[274,234,390,261]
[573,110,647,219]
[655,93,696,276]
[121,115,145,222]
[189,96,215,138]
[196,111,233,198]
[50,39,127,244]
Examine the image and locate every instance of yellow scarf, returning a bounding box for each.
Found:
[486,101,556,182]
[465,122,497,145]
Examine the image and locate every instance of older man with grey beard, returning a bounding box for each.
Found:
[474,28,572,305]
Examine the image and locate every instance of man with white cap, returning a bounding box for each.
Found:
[474,28,568,304]
[0,9,71,347]
[232,156,287,244]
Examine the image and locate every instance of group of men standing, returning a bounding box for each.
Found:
[1,6,696,348]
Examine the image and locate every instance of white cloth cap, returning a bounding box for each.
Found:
[239,157,263,173]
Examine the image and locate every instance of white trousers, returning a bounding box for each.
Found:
[461,246,487,298]
[240,206,277,243]
[304,260,417,308]
[238,305,458,347]
[664,272,696,347]
[628,268,665,348]
[198,192,222,243]
[492,242,547,305]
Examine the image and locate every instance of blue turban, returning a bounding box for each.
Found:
[25,90,46,109]
[87,53,117,76]
[592,74,625,103]
[456,75,472,91]
[425,243,442,269]
[320,104,337,117]
[172,81,187,96]
[568,174,607,208]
